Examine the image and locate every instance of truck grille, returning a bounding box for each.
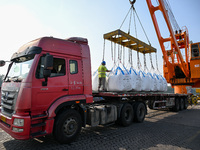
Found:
[1,90,18,117]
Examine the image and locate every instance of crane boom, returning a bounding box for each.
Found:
[146,0,189,77]
[144,0,200,94]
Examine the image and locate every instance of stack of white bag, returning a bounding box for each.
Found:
[107,66,132,92]
[92,66,167,92]
[144,71,167,92]
[129,67,167,92]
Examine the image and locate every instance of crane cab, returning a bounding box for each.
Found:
[190,42,200,78]
[191,43,200,58]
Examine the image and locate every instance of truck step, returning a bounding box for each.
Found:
[31,122,46,128]
[31,131,47,138]
[153,106,167,109]
[102,122,115,127]
[31,114,48,120]
[154,100,167,103]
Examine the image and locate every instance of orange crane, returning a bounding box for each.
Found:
[137,0,200,94]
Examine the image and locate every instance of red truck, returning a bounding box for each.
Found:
[0,37,188,144]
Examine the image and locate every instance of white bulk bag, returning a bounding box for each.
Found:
[107,67,132,92]
[160,75,168,91]
[139,71,151,91]
[153,73,159,91]
[147,72,157,91]
[154,74,163,91]
[92,71,99,91]
[129,68,142,91]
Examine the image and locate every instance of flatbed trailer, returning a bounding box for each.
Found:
[93,91,187,98]
[86,91,189,128]
[92,91,188,112]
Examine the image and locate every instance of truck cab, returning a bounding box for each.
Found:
[0,37,93,140]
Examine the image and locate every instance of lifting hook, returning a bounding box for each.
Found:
[129,0,136,5]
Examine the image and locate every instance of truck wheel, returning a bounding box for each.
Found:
[134,102,146,123]
[148,100,154,109]
[119,103,134,127]
[173,98,179,112]
[53,109,82,144]
[184,98,188,109]
[179,98,184,110]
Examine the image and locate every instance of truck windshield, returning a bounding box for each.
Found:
[5,56,34,82]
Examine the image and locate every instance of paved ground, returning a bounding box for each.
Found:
[0,104,200,150]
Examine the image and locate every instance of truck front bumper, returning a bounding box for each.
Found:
[0,107,31,140]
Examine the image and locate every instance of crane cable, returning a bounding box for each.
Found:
[133,6,156,72]
[120,0,156,71]
[149,53,155,70]
[155,52,160,73]
[118,39,121,62]
[133,7,142,70]
[128,7,133,35]
[137,45,142,70]
[119,7,132,30]
[129,49,132,66]
[102,39,106,61]
[133,8,137,39]
[111,41,114,61]
[143,51,149,72]
[157,0,181,32]
[129,48,133,67]
[132,7,142,70]
[165,0,181,31]
[114,36,117,64]
[123,46,125,66]
[134,9,151,45]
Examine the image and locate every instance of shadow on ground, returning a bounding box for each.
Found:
[1,105,200,150]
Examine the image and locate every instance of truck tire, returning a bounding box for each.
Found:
[148,100,154,109]
[119,103,134,127]
[173,98,179,112]
[184,98,188,109]
[134,102,146,123]
[53,109,82,144]
[179,98,184,110]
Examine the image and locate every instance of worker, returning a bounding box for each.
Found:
[98,61,111,92]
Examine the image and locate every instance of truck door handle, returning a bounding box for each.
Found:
[62,88,68,91]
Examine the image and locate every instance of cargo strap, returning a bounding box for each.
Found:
[149,53,155,70]
[155,52,161,74]
[143,52,149,72]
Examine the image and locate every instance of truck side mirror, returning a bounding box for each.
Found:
[0,60,5,67]
[43,53,53,86]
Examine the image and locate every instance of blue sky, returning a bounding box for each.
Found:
[0,0,199,75]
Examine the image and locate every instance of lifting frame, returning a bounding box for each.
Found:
[103,29,156,54]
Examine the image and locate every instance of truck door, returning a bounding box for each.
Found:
[32,55,69,111]
[68,59,83,95]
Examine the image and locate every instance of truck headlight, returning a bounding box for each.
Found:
[13,118,24,127]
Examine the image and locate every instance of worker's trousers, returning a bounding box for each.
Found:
[98,77,106,91]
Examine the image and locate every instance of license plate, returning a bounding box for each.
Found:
[1,116,6,123]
